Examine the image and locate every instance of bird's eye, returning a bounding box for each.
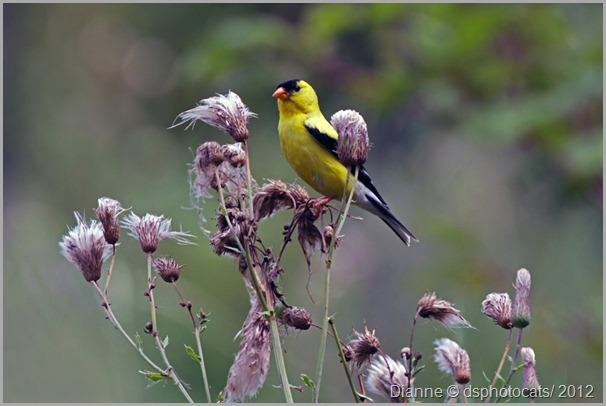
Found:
[294,85,301,92]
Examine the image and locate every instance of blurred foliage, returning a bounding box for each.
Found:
[4,3,602,403]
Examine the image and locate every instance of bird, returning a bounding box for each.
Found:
[272,79,418,246]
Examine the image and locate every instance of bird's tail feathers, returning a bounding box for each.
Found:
[363,192,418,246]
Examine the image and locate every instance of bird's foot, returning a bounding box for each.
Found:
[306,195,337,218]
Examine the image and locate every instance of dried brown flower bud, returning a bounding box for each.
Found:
[221,143,246,168]
[331,109,369,166]
[60,213,113,282]
[253,180,311,221]
[122,213,195,254]
[172,91,256,142]
[95,197,126,245]
[433,338,471,385]
[196,141,225,169]
[400,347,411,361]
[342,344,353,363]
[281,306,313,330]
[152,256,183,283]
[366,355,409,401]
[350,326,381,367]
[416,291,472,329]
[210,207,250,258]
[482,292,512,329]
[511,268,532,328]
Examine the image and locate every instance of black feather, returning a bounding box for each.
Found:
[305,124,388,205]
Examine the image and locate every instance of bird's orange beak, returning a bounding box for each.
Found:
[272,87,289,100]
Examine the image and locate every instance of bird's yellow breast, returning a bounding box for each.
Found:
[278,112,355,199]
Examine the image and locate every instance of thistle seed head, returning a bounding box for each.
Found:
[152,256,183,283]
[350,325,381,368]
[121,213,195,254]
[172,91,256,142]
[481,292,512,329]
[331,109,369,167]
[95,197,127,245]
[366,355,409,402]
[511,268,532,328]
[60,212,113,282]
[433,338,471,385]
[416,291,472,329]
[281,306,313,330]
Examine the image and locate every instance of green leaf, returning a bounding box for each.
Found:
[162,335,169,348]
[259,309,274,318]
[139,370,170,382]
[217,390,225,402]
[300,373,315,389]
[411,364,425,377]
[135,332,143,350]
[358,393,373,402]
[185,344,202,363]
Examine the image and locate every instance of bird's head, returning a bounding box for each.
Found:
[272,79,319,115]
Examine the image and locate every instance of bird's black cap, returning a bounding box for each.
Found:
[276,79,301,92]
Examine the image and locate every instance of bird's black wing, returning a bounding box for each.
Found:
[304,123,388,206]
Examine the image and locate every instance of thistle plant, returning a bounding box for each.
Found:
[60,88,542,403]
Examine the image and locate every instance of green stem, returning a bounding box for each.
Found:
[103,245,116,295]
[194,326,212,403]
[313,166,359,402]
[153,333,194,403]
[91,282,194,403]
[485,328,513,403]
[329,316,360,403]
[215,168,293,403]
[497,328,524,402]
[147,254,158,332]
[172,282,212,403]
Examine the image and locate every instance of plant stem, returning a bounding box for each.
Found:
[104,245,116,295]
[407,314,419,402]
[172,282,212,403]
[215,168,293,403]
[91,281,163,372]
[147,254,158,332]
[497,328,524,402]
[313,166,359,402]
[485,328,513,403]
[153,333,195,403]
[91,282,194,403]
[329,316,360,403]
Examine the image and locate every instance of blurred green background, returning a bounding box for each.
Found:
[4,3,602,403]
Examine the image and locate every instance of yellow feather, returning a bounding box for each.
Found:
[276,81,354,198]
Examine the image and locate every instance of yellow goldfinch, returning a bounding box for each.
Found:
[272,79,418,246]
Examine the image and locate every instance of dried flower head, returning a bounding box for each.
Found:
[433,338,471,385]
[221,143,247,168]
[350,326,381,367]
[60,212,113,282]
[511,268,532,328]
[172,91,256,142]
[481,292,512,329]
[342,344,353,363]
[366,355,409,402]
[122,213,195,254]
[416,291,472,329]
[331,109,369,166]
[152,256,183,283]
[197,141,225,168]
[223,299,270,402]
[521,347,540,392]
[280,306,313,330]
[253,180,296,221]
[297,208,324,266]
[400,347,411,361]
[95,197,127,245]
[210,207,251,257]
